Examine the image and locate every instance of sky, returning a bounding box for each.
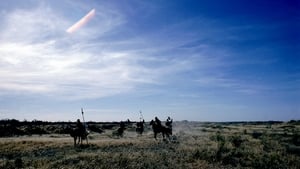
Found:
[0,0,299,122]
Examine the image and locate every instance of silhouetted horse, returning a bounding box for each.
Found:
[136,120,145,135]
[150,120,172,140]
[112,127,125,137]
[112,121,126,138]
[69,127,89,146]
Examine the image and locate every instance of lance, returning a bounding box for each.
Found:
[81,108,89,144]
[81,108,86,128]
[139,110,144,122]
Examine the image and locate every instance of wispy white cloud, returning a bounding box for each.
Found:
[0,5,123,98]
[0,3,193,100]
[196,76,264,95]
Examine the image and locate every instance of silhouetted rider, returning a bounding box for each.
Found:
[120,121,125,129]
[76,119,85,133]
[166,116,173,128]
[155,116,162,127]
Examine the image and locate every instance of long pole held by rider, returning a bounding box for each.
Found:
[81,108,87,129]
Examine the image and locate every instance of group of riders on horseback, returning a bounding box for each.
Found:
[150,116,173,140]
[70,116,173,146]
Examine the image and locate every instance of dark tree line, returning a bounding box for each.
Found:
[0,119,126,137]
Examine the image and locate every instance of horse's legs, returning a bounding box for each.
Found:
[86,134,89,144]
[74,136,77,147]
[154,132,157,140]
[77,136,80,145]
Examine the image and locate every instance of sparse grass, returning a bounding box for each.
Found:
[0,122,299,169]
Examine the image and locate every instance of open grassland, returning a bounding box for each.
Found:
[0,121,300,169]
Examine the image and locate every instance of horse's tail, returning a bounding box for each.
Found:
[70,131,75,137]
[67,127,75,138]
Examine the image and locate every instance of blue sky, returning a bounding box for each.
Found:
[0,0,299,122]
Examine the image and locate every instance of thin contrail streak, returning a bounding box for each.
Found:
[66,9,96,33]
